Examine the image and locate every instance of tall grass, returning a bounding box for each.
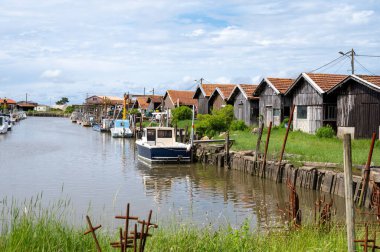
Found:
[225,128,380,166]
[0,195,365,251]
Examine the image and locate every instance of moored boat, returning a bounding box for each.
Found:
[136,127,192,163]
[0,116,8,134]
[110,119,133,138]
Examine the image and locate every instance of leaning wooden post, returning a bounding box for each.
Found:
[343,134,355,252]
[224,131,230,169]
[261,122,272,178]
[253,122,264,163]
[184,125,189,143]
[276,105,295,183]
[358,132,376,207]
[84,215,102,252]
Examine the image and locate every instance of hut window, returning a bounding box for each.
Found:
[157,130,172,138]
[273,109,281,117]
[297,106,307,119]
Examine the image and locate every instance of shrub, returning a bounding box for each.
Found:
[279,117,290,128]
[230,120,248,131]
[172,106,192,125]
[316,125,335,138]
[65,105,75,114]
[196,105,235,137]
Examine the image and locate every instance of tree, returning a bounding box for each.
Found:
[56,97,69,105]
[171,106,192,125]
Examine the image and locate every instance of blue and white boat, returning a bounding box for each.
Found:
[110,119,133,138]
[136,127,192,163]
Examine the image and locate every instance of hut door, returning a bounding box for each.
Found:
[357,103,379,138]
[266,107,272,126]
[238,107,243,120]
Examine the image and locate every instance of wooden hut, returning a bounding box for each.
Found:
[146,95,163,112]
[208,84,236,111]
[132,96,150,114]
[0,98,17,111]
[162,90,197,110]
[328,75,380,139]
[193,84,230,114]
[285,73,347,134]
[227,84,259,126]
[253,78,294,126]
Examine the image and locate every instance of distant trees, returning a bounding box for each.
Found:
[56,97,69,105]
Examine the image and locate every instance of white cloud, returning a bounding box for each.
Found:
[40,69,62,78]
[184,28,205,37]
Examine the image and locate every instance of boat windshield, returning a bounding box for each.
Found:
[157,130,172,138]
[115,120,130,128]
[0,117,3,125]
[147,129,156,141]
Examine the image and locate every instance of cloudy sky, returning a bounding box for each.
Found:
[0,0,379,104]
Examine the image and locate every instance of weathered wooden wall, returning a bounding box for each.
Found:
[210,93,226,111]
[163,96,175,110]
[292,79,324,134]
[259,84,285,126]
[337,80,380,138]
[197,92,209,114]
[232,92,259,126]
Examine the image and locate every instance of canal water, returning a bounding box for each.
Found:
[0,117,347,229]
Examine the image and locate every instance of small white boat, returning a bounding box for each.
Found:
[0,116,9,134]
[136,127,192,163]
[110,119,133,138]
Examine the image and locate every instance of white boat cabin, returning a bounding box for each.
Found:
[142,127,176,146]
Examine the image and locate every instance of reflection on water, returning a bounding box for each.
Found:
[0,117,353,228]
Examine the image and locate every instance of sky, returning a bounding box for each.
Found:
[0,0,379,104]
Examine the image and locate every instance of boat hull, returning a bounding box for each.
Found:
[110,128,133,138]
[136,142,191,163]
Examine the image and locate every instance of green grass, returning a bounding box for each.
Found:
[0,197,375,251]
[219,127,380,166]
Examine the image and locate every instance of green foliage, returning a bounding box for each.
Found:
[230,120,248,131]
[279,117,290,128]
[129,108,141,116]
[196,105,234,137]
[65,105,75,114]
[56,97,69,105]
[316,125,335,138]
[171,106,192,125]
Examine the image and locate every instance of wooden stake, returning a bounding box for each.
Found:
[276,105,295,183]
[253,122,264,163]
[261,122,272,178]
[343,134,355,252]
[84,215,102,252]
[224,131,230,169]
[358,132,376,207]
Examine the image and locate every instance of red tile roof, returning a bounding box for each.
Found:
[215,84,236,99]
[306,73,348,92]
[239,84,258,99]
[136,96,150,109]
[266,78,294,94]
[166,90,197,106]
[147,95,163,103]
[0,98,16,104]
[357,75,380,88]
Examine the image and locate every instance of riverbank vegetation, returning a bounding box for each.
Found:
[0,200,352,251]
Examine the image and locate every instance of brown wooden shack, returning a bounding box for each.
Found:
[328,74,380,139]
[208,84,236,111]
[227,84,259,126]
[285,73,347,134]
[162,90,197,110]
[193,84,225,114]
[253,77,294,127]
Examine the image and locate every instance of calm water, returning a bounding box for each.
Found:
[0,117,347,229]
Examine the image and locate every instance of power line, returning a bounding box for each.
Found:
[310,55,346,73]
[357,54,380,58]
[354,58,376,75]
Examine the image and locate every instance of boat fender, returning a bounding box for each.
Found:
[186,144,192,152]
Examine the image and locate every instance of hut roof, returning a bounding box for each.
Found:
[164,90,197,106]
[254,77,294,95]
[285,73,348,95]
[0,98,16,104]
[228,84,258,102]
[328,74,380,94]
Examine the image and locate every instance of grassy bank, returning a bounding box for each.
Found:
[220,127,380,166]
[0,197,373,251]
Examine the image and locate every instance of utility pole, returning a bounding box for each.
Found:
[200,78,204,85]
[152,88,154,96]
[339,48,355,74]
[26,93,28,103]
[143,87,145,96]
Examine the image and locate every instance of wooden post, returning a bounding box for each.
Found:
[343,134,355,252]
[84,215,102,252]
[179,129,183,143]
[253,122,264,163]
[358,132,376,207]
[174,125,178,142]
[261,122,272,178]
[276,105,295,183]
[184,125,189,143]
[224,131,230,169]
